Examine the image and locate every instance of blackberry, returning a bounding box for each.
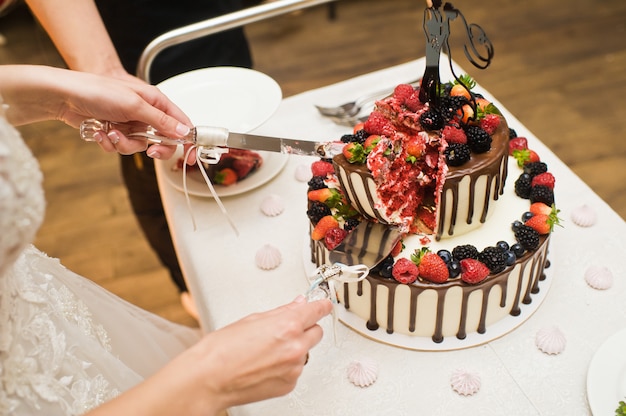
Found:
[514,173,532,199]
[306,202,331,224]
[508,128,518,139]
[354,129,369,144]
[465,125,492,153]
[523,161,548,178]
[340,133,357,143]
[307,175,327,191]
[530,185,555,205]
[343,217,360,232]
[478,246,507,274]
[514,224,540,251]
[419,109,445,130]
[439,95,467,120]
[444,143,471,167]
[452,244,479,261]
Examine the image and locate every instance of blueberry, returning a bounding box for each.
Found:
[511,220,524,232]
[510,243,525,258]
[522,211,534,222]
[504,250,516,266]
[448,260,461,278]
[496,240,510,252]
[437,249,453,264]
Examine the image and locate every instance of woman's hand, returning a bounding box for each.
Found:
[0,65,196,162]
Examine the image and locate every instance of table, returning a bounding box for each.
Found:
[155,58,626,415]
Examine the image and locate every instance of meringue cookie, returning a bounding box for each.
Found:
[347,357,378,387]
[260,194,285,217]
[535,326,566,355]
[584,265,613,290]
[255,244,282,270]
[295,164,312,182]
[570,204,597,227]
[450,369,481,396]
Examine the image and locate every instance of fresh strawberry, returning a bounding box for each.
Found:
[307,188,341,205]
[412,247,449,283]
[531,172,555,189]
[353,122,366,134]
[524,204,561,235]
[529,202,553,216]
[479,114,500,135]
[392,258,419,284]
[364,135,381,152]
[311,160,335,177]
[390,240,404,257]
[458,104,474,124]
[442,125,467,144]
[508,137,528,156]
[406,137,425,158]
[342,142,366,163]
[311,215,339,240]
[450,83,471,99]
[460,258,490,284]
[513,148,540,167]
[476,97,491,112]
[214,168,237,186]
[324,227,348,250]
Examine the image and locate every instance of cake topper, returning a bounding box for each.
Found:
[419,0,494,108]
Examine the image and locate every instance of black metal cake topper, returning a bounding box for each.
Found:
[419,0,495,108]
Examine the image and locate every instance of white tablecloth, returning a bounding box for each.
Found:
[155,59,626,415]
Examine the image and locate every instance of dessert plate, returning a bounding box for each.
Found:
[156,66,282,132]
[162,148,287,198]
[155,67,286,196]
[587,328,626,415]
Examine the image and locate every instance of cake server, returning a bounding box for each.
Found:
[328,221,403,269]
[79,119,344,158]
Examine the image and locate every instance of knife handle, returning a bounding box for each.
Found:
[79,118,196,146]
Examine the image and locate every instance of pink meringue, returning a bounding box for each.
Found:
[584,265,613,290]
[450,369,481,396]
[255,244,282,270]
[347,357,378,387]
[535,326,566,355]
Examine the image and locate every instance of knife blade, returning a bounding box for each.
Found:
[194,126,344,158]
[79,119,344,158]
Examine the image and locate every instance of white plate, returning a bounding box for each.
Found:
[162,147,287,197]
[157,66,282,132]
[587,328,626,415]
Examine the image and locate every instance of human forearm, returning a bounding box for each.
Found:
[25,0,128,78]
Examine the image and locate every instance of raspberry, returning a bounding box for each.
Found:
[311,160,334,177]
[460,258,490,284]
[531,172,555,189]
[324,227,348,250]
[479,114,500,135]
[364,111,394,136]
[392,258,419,284]
[442,125,467,144]
[393,84,415,102]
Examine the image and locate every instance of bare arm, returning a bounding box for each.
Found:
[0,65,192,158]
[87,297,333,416]
[24,0,134,80]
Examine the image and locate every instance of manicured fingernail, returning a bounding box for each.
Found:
[107,130,120,144]
[147,149,161,159]
[293,294,306,303]
[93,131,105,143]
[176,123,190,136]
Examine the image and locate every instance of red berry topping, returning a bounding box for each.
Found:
[393,84,415,102]
[214,168,238,186]
[459,258,490,284]
[442,125,467,144]
[364,111,394,137]
[311,160,335,177]
[508,137,528,155]
[311,215,339,241]
[531,172,555,189]
[392,258,419,284]
[479,114,500,135]
[324,227,348,250]
[414,248,449,283]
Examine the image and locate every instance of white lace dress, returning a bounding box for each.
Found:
[0,108,201,415]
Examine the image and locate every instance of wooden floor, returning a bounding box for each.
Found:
[2,0,625,328]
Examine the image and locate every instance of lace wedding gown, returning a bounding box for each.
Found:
[0,107,201,415]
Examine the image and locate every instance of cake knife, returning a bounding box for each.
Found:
[79,119,344,158]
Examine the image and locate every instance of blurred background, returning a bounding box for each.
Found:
[1,0,624,326]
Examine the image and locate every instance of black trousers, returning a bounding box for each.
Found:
[96,0,253,292]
